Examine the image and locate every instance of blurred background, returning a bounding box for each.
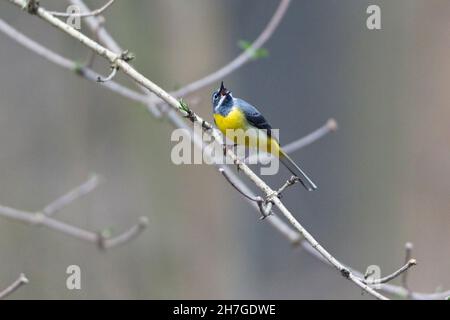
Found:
[0,0,449,299]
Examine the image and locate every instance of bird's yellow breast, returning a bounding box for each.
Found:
[214,107,280,156]
[213,107,248,134]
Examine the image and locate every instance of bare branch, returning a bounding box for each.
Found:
[276,176,300,196]
[43,174,101,216]
[246,118,338,164]
[219,168,274,220]
[97,65,118,82]
[68,0,162,118]
[266,194,389,299]
[0,18,148,104]
[363,259,417,286]
[0,273,29,299]
[0,174,148,249]
[219,168,262,202]
[171,0,292,98]
[402,242,414,293]
[100,216,149,250]
[49,0,114,18]
[297,240,450,299]
[83,15,105,68]
[282,118,338,154]
[0,205,94,241]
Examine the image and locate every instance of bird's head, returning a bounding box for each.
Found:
[212,81,233,111]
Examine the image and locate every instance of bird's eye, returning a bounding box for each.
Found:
[213,93,218,100]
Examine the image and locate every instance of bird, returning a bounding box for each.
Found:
[212,82,317,191]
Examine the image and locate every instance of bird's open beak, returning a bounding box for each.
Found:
[219,81,228,96]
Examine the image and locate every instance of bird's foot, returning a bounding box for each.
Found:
[222,143,237,156]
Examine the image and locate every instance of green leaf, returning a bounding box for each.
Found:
[179,98,189,113]
[101,227,113,239]
[238,40,269,60]
[72,62,84,75]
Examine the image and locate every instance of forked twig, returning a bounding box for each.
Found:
[43,175,101,216]
[0,175,148,249]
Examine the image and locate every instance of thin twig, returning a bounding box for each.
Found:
[298,240,450,299]
[0,203,148,248]
[171,0,292,98]
[282,118,338,154]
[97,66,118,82]
[401,242,414,293]
[267,194,388,299]
[219,168,261,202]
[219,168,273,220]
[0,273,29,299]
[84,15,105,68]
[0,18,148,104]
[363,259,417,286]
[43,174,101,216]
[49,0,114,18]
[68,0,162,118]
[100,216,149,249]
[277,176,300,196]
[246,119,337,164]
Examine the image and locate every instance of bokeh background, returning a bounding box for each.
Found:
[0,0,449,299]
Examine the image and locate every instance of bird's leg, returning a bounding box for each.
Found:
[233,157,242,173]
[223,143,244,173]
[236,145,257,169]
[232,144,242,172]
[222,143,238,156]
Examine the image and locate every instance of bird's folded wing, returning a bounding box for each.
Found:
[235,98,273,137]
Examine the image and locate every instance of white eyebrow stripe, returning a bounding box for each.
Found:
[217,95,227,108]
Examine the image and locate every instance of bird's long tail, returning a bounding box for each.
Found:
[279,149,318,191]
